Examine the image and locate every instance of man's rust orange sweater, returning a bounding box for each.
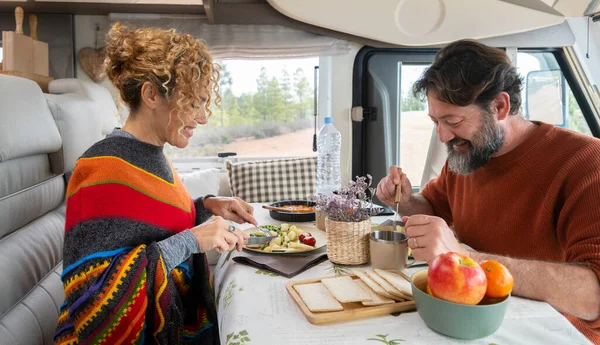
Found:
[422,122,600,344]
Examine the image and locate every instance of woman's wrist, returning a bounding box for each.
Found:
[202,194,216,211]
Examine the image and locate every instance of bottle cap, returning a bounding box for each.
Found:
[324,117,333,124]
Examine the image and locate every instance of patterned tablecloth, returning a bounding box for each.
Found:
[212,204,593,345]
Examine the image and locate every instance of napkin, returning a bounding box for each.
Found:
[232,249,328,278]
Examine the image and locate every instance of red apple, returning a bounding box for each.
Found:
[427,252,487,305]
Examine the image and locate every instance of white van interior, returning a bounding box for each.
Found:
[1,1,599,344]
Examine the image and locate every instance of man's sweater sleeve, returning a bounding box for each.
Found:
[559,144,600,330]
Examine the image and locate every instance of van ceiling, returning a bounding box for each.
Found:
[1,0,594,20]
[1,0,595,48]
[266,0,599,46]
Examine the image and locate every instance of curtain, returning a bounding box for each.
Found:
[108,13,351,59]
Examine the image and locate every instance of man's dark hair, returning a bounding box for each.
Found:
[413,39,522,115]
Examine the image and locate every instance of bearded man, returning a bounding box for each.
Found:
[376,39,600,343]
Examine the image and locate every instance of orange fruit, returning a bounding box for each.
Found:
[480,260,514,298]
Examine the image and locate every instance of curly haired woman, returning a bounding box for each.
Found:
[54,23,256,345]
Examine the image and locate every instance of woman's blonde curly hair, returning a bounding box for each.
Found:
[104,22,220,127]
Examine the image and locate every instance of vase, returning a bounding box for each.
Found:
[325,218,372,265]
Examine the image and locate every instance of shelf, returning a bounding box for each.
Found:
[0,1,205,15]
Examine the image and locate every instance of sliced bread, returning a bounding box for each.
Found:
[355,280,395,306]
[354,271,402,301]
[366,270,410,299]
[294,282,344,312]
[374,269,413,297]
[321,276,371,303]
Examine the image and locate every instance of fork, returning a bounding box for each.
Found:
[393,184,402,231]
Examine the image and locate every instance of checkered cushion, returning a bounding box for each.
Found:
[226,156,317,203]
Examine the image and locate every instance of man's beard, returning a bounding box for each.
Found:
[446,113,505,175]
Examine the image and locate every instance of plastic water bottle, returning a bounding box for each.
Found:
[316,117,342,196]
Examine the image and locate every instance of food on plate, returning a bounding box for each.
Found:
[428,252,487,305]
[288,230,297,241]
[299,232,311,242]
[365,271,410,300]
[288,242,315,251]
[355,280,395,306]
[374,268,413,297]
[321,276,371,303]
[354,271,399,300]
[480,260,514,298]
[279,205,316,213]
[294,283,344,312]
[301,235,316,246]
[247,224,316,253]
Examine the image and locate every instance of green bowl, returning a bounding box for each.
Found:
[411,269,509,340]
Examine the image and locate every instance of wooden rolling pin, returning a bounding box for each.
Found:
[1,6,34,74]
[29,13,49,76]
[15,6,24,34]
[29,14,37,40]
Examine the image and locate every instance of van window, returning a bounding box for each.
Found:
[400,64,433,186]
[164,58,319,160]
[351,50,438,195]
[517,52,592,136]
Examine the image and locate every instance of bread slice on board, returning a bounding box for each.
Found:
[321,276,371,303]
[366,271,411,300]
[354,271,402,301]
[294,282,344,312]
[355,280,395,306]
[374,269,413,297]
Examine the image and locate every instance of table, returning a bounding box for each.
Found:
[212,204,593,345]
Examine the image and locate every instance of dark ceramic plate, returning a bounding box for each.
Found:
[267,200,316,222]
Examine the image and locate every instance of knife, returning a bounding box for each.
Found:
[246,235,277,245]
[245,226,277,245]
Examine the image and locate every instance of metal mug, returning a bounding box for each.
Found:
[369,230,415,271]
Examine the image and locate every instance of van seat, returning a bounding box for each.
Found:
[0,75,117,345]
[420,129,447,189]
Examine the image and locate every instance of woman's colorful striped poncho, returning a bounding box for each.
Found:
[54,135,218,344]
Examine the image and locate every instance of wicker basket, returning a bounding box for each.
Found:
[325,218,372,265]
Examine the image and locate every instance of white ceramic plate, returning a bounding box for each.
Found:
[243,224,327,255]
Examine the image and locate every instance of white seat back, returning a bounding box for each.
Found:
[420,129,447,189]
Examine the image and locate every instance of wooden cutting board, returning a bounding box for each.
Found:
[286,271,416,325]
[2,7,34,74]
[29,14,49,77]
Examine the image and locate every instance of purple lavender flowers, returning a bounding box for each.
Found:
[313,175,381,222]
